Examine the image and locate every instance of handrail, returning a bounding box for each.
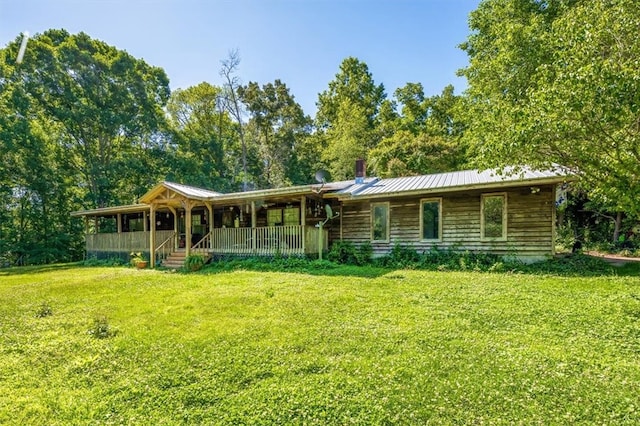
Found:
[155,231,177,264]
[191,230,212,252]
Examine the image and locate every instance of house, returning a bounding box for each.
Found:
[70,165,571,267]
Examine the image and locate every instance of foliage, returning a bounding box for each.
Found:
[326,241,372,266]
[34,301,52,318]
[460,0,640,217]
[87,315,116,339]
[129,252,147,267]
[165,82,241,192]
[183,253,206,272]
[239,80,313,187]
[1,265,639,424]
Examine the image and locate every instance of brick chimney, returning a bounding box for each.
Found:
[355,159,366,184]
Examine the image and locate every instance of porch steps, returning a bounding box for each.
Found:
[162,251,187,269]
[161,250,212,269]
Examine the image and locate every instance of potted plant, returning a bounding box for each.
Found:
[130,252,148,269]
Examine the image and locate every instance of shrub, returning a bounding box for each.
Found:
[184,254,206,272]
[377,243,420,268]
[327,241,372,265]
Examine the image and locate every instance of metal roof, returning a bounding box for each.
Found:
[162,181,223,199]
[70,203,149,217]
[332,167,571,199]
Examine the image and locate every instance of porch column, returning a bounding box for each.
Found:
[339,206,343,240]
[206,202,213,249]
[168,206,178,248]
[117,214,122,234]
[300,196,306,252]
[84,216,89,235]
[150,204,156,269]
[143,212,148,232]
[185,202,192,257]
[251,201,257,228]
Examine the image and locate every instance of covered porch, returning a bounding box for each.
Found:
[72,181,337,267]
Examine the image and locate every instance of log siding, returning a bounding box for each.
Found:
[336,185,555,261]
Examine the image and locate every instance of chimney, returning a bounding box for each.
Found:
[355,159,366,184]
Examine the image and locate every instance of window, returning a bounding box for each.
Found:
[283,207,300,226]
[421,198,442,241]
[481,193,507,240]
[371,202,390,242]
[267,209,282,227]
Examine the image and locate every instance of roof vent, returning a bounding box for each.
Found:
[355,159,366,184]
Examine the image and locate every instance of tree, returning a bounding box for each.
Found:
[460,0,640,224]
[219,50,250,191]
[166,82,240,191]
[2,29,171,208]
[239,80,312,187]
[369,84,468,177]
[315,57,386,180]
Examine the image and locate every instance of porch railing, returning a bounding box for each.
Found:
[85,227,328,257]
[155,231,177,264]
[210,225,327,256]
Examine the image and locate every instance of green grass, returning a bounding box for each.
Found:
[1,265,639,424]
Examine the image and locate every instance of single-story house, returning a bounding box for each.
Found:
[70,165,572,267]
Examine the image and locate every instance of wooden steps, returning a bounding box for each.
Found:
[162,250,187,269]
[161,250,211,269]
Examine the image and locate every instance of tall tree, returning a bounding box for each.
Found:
[315,57,386,180]
[370,84,468,177]
[219,50,250,191]
[2,29,171,208]
[460,0,640,220]
[239,80,312,187]
[166,82,240,191]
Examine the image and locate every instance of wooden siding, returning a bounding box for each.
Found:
[335,185,555,259]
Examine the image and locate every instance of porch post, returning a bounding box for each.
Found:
[300,196,306,253]
[143,212,148,232]
[84,216,89,235]
[206,202,213,249]
[117,214,122,234]
[168,206,178,248]
[185,202,192,257]
[251,201,256,228]
[150,204,156,269]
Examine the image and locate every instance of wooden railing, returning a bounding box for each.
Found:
[85,227,328,257]
[210,225,328,256]
[155,231,177,264]
[191,230,212,253]
[86,230,175,253]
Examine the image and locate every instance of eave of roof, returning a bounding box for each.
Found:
[70,204,149,217]
[326,167,574,200]
[139,181,222,204]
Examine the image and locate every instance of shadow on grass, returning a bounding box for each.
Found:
[0,263,83,276]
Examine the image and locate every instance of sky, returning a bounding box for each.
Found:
[0,0,480,116]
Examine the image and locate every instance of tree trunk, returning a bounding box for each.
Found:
[613,211,623,243]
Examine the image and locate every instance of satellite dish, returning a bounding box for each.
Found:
[318,204,339,226]
[315,169,329,184]
[325,204,334,219]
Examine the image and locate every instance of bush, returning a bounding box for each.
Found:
[327,241,371,265]
[184,254,206,272]
[377,243,420,268]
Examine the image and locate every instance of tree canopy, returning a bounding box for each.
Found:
[460,0,640,216]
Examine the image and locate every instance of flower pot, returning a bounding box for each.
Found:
[135,261,148,269]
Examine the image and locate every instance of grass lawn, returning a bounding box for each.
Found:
[1,264,639,424]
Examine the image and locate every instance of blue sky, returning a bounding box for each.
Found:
[0,0,480,115]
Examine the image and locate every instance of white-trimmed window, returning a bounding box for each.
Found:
[371,202,390,242]
[481,193,507,240]
[420,198,442,241]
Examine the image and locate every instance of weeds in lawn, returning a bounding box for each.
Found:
[88,315,116,339]
[34,301,52,318]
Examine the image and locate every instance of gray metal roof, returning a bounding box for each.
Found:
[162,181,223,199]
[333,167,570,198]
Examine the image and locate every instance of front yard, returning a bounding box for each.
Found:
[1,264,639,424]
